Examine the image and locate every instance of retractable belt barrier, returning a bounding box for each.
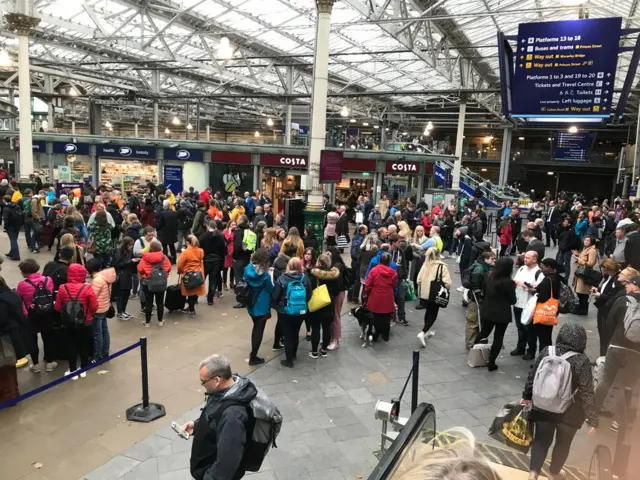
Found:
[0,336,166,423]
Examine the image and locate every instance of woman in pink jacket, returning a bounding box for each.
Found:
[16,259,56,373]
[223,221,236,290]
[86,258,116,360]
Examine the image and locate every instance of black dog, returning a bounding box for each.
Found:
[351,305,375,347]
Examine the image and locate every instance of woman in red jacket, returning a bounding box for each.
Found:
[499,216,513,257]
[137,240,172,327]
[54,263,98,380]
[364,252,397,342]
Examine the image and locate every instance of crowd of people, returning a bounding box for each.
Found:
[1,179,640,480]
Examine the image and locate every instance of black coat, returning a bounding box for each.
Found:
[0,285,30,361]
[113,249,137,291]
[624,231,640,271]
[480,277,517,323]
[335,213,349,236]
[155,209,179,244]
[271,271,312,313]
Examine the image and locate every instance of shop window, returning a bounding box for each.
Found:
[100,159,157,190]
[209,163,254,197]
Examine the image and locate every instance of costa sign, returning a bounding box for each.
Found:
[386,160,420,174]
[261,153,308,169]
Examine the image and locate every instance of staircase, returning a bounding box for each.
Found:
[434,159,530,209]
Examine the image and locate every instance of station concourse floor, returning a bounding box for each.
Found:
[0,234,625,480]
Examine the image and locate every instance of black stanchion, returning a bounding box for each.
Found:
[126,337,166,423]
[411,350,419,414]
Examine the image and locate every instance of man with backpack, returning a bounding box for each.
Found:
[184,354,281,480]
[2,194,24,261]
[22,189,44,253]
[512,251,544,360]
[594,275,640,419]
[463,251,495,349]
[521,323,597,480]
[233,215,256,308]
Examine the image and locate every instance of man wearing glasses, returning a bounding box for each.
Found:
[182,354,258,480]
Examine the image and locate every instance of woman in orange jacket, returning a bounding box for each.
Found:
[177,234,205,318]
[137,241,172,327]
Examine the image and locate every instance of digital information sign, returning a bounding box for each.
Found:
[512,17,621,119]
[553,132,595,161]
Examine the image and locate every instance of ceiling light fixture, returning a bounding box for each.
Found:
[254,130,260,137]
[350,119,356,123]
[426,120,433,130]
[172,116,180,125]
[373,125,380,129]
[165,128,170,134]
[108,126,113,132]
[340,106,349,117]
[69,87,78,97]
[483,135,493,143]
[0,49,11,67]
[481,168,488,172]
[105,121,112,128]
[548,137,552,141]
[187,123,193,130]
[218,37,234,59]
[568,125,578,134]
[547,171,554,175]
[267,118,274,127]
[518,136,525,140]
[363,122,369,126]
[402,132,408,136]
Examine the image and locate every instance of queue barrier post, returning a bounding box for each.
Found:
[126,337,166,423]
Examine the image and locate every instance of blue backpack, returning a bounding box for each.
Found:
[284,276,307,315]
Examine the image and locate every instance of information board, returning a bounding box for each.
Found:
[319,150,343,183]
[512,17,622,119]
[553,132,595,161]
[163,165,183,194]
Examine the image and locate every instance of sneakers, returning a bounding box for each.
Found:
[280,359,294,368]
[214,291,223,299]
[45,362,58,372]
[272,343,284,351]
[131,293,139,300]
[308,351,319,359]
[456,286,465,293]
[399,319,409,326]
[65,369,79,381]
[223,284,229,291]
[417,331,426,348]
[79,371,87,379]
[143,321,150,328]
[320,349,328,358]
[610,421,619,433]
[327,342,339,351]
[425,331,435,339]
[158,320,165,327]
[117,312,132,320]
[522,352,535,361]
[187,312,196,319]
[249,356,265,366]
[233,303,245,309]
[29,364,41,373]
[415,303,426,310]
[510,348,526,357]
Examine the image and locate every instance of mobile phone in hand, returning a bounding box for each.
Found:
[171,421,190,440]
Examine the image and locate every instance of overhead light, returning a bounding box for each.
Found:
[267,118,274,127]
[483,135,493,143]
[424,128,430,136]
[426,121,433,130]
[518,136,525,140]
[187,123,193,130]
[548,137,552,141]
[254,130,260,137]
[69,87,78,97]
[0,49,11,67]
[516,151,521,155]
[568,125,578,134]
[165,128,170,134]
[374,125,380,129]
[350,119,356,123]
[385,128,389,131]
[363,122,369,126]
[218,36,234,59]
[108,126,113,132]
[481,168,488,172]
[402,132,408,136]
[547,171,554,175]
[172,116,180,125]
[105,121,112,128]
[340,106,349,117]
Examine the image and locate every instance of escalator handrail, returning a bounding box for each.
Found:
[367,402,436,480]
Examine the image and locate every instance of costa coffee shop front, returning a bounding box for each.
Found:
[382,160,423,202]
[260,153,307,213]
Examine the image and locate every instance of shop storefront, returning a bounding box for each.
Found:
[97,144,157,190]
[51,141,92,184]
[335,158,376,203]
[260,153,307,213]
[383,160,422,202]
[210,152,253,197]
[164,147,207,193]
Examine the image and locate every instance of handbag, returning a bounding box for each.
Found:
[86,239,96,254]
[355,211,364,224]
[533,282,559,326]
[428,264,450,308]
[520,294,538,326]
[583,268,603,287]
[106,285,115,319]
[308,284,331,312]
[403,280,416,301]
[183,271,205,290]
[337,235,349,249]
[467,343,491,367]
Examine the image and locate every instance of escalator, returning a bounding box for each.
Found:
[434,158,531,209]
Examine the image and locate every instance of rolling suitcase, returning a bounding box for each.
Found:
[164,284,185,312]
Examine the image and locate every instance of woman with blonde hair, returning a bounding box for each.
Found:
[398,220,411,239]
[261,227,280,264]
[280,226,304,258]
[177,234,205,318]
[413,225,428,246]
[416,247,451,345]
[59,233,85,265]
[65,205,88,244]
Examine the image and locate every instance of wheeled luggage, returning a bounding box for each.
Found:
[164,284,186,312]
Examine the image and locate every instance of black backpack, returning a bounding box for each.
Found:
[61,284,87,328]
[343,266,355,290]
[461,265,474,290]
[26,278,54,315]
[235,280,255,307]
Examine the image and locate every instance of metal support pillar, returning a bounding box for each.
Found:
[498,127,512,187]
[152,70,159,139]
[304,0,336,232]
[416,171,424,203]
[380,124,387,150]
[623,174,631,197]
[8,89,16,131]
[185,101,189,140]
[633,104,640,186]
[253,165,260,192]
[89,102,102,135]
[71,121,76,135]
[134,123,138,137]
[196,102,201,140]
[286,66,293,146]
[44,74,54,132]
[452,99,466,191]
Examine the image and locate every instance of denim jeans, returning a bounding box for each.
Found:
[92,313,110,360]
[24,218,41,250]
[95,253,113,269]
[132,274,139,295]
[556,250,572,278]
[7,228,20,259]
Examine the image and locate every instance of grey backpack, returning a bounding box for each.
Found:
[622,296,640,343]
[532,346,577,414]
[147,256,168,293]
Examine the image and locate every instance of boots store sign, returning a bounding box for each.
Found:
[97,144,157,160]
[260,153,308,170]
[386,160,421,174]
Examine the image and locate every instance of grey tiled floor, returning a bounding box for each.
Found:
[82,252,619,480]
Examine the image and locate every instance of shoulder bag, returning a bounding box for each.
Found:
[533,281,559,326]
[428,264,450,308]
[308,283,331,313]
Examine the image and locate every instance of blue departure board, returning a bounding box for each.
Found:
[512,17,622,119]
[553,132,595,161]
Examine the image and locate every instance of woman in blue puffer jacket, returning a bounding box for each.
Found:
[244,248,274,366]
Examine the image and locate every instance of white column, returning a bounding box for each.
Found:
[44,74,54,131]
[306,0,336,209]
[18,33,33,177]
[206,124,210,141]
[71,120,76,134]
[452,99,466,191]
[633,103,640,186]
[134,122,139,138]
[499,126,512,187]
[152,70,159,139]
